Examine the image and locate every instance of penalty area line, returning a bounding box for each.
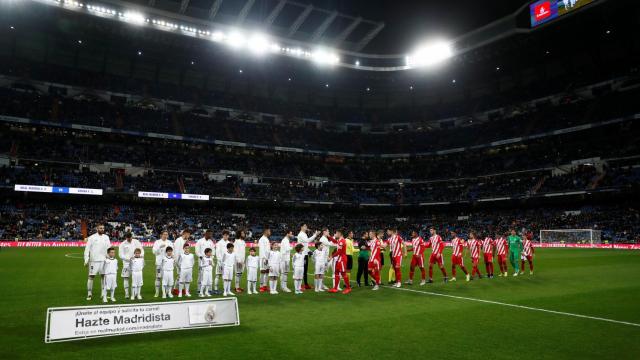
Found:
[385,286,640,328]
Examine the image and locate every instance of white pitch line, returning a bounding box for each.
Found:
[386,286,640,328]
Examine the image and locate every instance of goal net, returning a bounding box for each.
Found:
[539,229,602,245]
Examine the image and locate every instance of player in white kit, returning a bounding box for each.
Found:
[292,244,306,294]
[102,247,118,303]
[297,224,320,290]
[83,224,111,301]
[118,232,143,298]
[177,243,194,297]
[268,242,282,294]
[258,227,272,293]
[246,248,259,294]
[161,247,175,298]
[233,230,247,293]
[214,230,230,294]
[221,243,237,296]
[199,248,214,297]
[313,241,328,292]
[130,248,145,300]
[172,229,191,293]
[195,229,214,292]
[152,230,173,297]
[279,230,294,293]
[320,229,338,290]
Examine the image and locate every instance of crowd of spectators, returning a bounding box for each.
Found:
[1,83,638,154]
[1,118,638,183]
[0,202,637,243]
[2,163,638,204]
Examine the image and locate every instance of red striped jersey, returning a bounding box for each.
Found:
[368,238,381,262]
[334,238,347,260]
[428,234,445,256]
[411,236,427,256]
[451,237,466,257]
[522,239,533,256]
[468,238,482,258]
[388,235,403,258]
[495,237,508,256]
[482,237,494,254]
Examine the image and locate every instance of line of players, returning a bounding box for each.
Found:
[83,224,535,302]
[382,228,536,288]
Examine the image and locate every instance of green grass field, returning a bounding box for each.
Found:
[1,247,639,359]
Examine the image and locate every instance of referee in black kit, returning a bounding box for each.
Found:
[296,224,319,289]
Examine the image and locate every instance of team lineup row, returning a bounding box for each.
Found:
[83,224,535,302]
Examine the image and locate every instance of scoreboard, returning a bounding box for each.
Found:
[530,0,597,27]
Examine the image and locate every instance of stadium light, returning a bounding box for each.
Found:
[406,40,453,68]
[123,11,146,25]
[211,31,225,42]
[312,49,339,66]
[227,31,246,49]
[247,33,269,55]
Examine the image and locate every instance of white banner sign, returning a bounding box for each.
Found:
[45,298,239,343]
[15,184,103,195]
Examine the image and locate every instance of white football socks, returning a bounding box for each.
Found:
[123,278,130,297]
[87,278,93,296]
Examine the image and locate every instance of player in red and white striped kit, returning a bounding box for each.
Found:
[449,230,470,282]
[327,230,352,294]
[520,232,535,275]
[406,230,427,286]
[426,227,448,283]
[467,232,483,279]
[495,232,509,277]
[387,229,406,288]
[367,230,383,290]
[482,233,495,278]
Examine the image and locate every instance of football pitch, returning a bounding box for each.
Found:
[1,247,639,359]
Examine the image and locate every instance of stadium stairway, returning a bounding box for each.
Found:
[589,171,607,190]
[532,175,548,194]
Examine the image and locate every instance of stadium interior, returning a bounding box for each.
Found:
[0,0,638,243]
[2,1,640,359]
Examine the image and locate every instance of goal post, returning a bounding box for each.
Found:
[539,229,602,245]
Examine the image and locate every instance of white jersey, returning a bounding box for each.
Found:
[83,233,111,263]
[221,252,236,269]
[200,256,214,287]
[200,256,214,270]
[319,236,336,257]
[268,250,281,269]
[173,236,188,259]
[161,256,174,272]
[292,252,305,268]
[280,236,292,262]
[119,239,143,262]
[195,237,215,259]
[258,236,270,260]
[102,257,118,275]
[215,239,229,262]
[178,253,195,272]
[130,257,144,287]
[246,255,259,282]
[313,248,328,264]
[246,255,259,269]
[297,231,318,254]
[233,239,246,262]
[152,239,173,266]
[130,257,145,273]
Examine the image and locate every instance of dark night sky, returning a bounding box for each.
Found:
[300,0,530,53]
